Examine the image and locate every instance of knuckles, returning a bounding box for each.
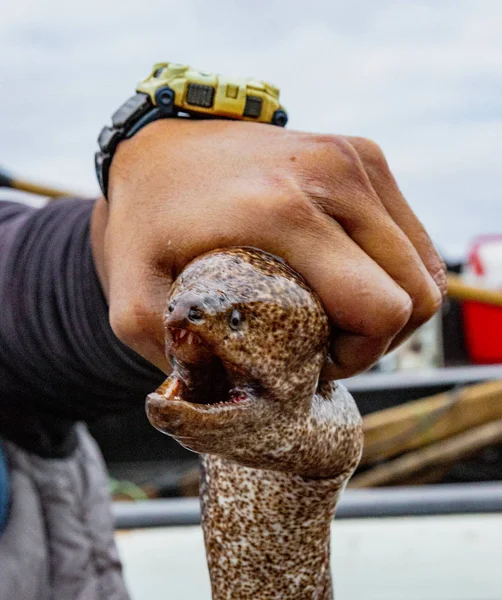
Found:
[291,134,378,203]
[345,137,390,175]
[431,259,448,299]
[298,134,364,180]
[263,175,320,228]
[410,283,444,328]
[366,293,413,338]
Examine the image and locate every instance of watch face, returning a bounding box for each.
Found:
[136,62,287,125]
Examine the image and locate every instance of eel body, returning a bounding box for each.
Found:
[146,247,363,599]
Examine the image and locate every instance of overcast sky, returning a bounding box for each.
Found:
[1,0,501,260]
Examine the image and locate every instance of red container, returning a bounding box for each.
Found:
[462,235,502,364]
[463,301,502,364]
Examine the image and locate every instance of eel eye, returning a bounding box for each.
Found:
[229,309,243,331]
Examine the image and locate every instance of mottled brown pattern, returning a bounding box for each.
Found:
[146,247,363,599]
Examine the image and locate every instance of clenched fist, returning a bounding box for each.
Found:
[91,119,446,379]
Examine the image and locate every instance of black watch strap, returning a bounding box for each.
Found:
[95,92,175,199]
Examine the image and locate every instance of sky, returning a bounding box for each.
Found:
[1,0,501,260]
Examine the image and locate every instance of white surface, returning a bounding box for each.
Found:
[117,514,502,600]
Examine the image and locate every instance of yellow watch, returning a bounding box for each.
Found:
[95,62,288,199]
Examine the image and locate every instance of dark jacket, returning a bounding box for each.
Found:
[0,198,164,599]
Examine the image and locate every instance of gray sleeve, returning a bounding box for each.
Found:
[0,425,131,600]
[0,468,49,600]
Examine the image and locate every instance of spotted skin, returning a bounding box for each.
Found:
[146,248,363,599]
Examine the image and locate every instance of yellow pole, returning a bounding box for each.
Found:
[447,273,502,307]
[8,176,73,199]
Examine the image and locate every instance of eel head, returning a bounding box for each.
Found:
[146,247,362,478]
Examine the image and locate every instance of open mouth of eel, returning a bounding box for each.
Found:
[150,327,254,410]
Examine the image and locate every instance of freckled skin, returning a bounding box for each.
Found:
[146,247,363,599]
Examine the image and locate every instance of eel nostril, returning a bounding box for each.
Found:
[188,306,204,322]
[167,302,175,313]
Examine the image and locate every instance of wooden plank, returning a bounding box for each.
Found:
[351,419,502,488]
[361,379,502,465]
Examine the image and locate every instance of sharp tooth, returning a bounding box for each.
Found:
[187,332,194,345]
[178,330,187,341]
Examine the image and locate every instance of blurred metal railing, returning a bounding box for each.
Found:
[344,364,502,393]
[113,482,502,529]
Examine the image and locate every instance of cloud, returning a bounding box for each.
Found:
[1,0,501,259]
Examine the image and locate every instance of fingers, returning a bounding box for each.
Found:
[317,184,441,349]
[272,208,413,378]
[345,137,447,290]
[107,265,172,373]
[343,136,446,346]
[283,135,444,375]
[104,208,173,373]
[322,333,391,379]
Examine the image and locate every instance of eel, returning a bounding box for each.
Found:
[146,247,363,600]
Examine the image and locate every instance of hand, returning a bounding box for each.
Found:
[91,119,446,379]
